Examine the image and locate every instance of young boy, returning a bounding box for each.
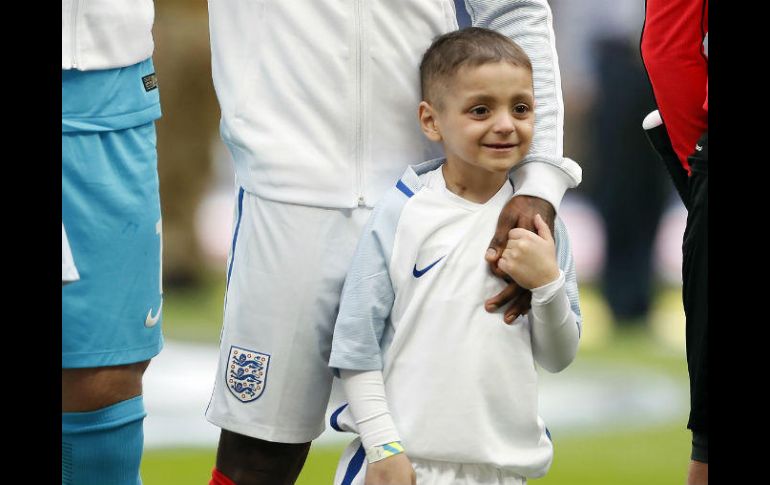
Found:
[327,28,582,485]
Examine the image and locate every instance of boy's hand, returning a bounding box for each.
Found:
[485,195,556,323]
[498,214,559,290]
[365,453,416,485]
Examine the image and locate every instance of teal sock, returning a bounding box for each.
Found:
[62,395,146,485]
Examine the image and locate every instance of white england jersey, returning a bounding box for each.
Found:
[328,159,581,478]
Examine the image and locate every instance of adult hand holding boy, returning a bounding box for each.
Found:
[485,195,556,323]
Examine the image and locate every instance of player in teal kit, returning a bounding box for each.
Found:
[62,1,164,483]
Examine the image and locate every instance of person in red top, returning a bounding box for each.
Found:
[640,1,708,484]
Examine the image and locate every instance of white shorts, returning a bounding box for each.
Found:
[205,188,371,443]
[334,438,527,485]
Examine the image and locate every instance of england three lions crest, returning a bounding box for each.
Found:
[227,346,270,403]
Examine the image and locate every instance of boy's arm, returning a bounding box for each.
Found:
[498,215,581,372]
[529,217,582,373]
[529,271,579,373]
[339,370,400,453]
[329,187,405,372]
[340,369,415,484]
[330,186,415,483]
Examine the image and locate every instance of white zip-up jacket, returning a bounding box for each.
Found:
[209,0,582,209]
[62,0,155,71]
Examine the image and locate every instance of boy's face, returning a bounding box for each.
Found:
[420,62,535,175]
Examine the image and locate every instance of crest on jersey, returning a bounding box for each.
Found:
[226,346,270,403]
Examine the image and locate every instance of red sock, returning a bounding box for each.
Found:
[210,467,236,485]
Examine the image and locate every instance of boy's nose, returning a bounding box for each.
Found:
[492,113,515,134]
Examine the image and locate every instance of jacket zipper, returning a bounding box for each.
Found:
[70,0,81,68]
[354,0,365,207]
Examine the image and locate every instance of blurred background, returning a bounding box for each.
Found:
[141,1,693,483]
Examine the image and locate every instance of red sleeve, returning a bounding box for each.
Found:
[641,0,708,173]
[210,468,236,485]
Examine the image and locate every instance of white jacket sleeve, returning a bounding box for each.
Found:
[466,0,582,210]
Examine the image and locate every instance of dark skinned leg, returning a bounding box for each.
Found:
[62,360,150,412]
[215,429,311,485]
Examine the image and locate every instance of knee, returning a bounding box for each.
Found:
[62,360,151,412]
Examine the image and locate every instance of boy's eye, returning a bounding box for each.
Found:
[469,106,490,117]
[513,104,531,115]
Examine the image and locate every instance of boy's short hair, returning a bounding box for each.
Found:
[420,27,532,106]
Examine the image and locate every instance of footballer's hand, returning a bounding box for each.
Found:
[498,214,559,290]
[484,281,531,325]
[485,195,556,323]
[364,453,416,485]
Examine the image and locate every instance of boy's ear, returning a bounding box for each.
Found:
[418,101,442,142]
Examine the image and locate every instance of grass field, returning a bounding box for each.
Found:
[142,422,690,485]
[142,272,692,484]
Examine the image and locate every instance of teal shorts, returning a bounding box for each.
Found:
[62,122,164,368]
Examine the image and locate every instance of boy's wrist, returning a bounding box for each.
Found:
[532,266,560,290]
[531,270,565,305]
[366,441,405,464]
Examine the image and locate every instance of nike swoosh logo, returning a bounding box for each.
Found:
[413,256,445,278]
[145,299,163,328]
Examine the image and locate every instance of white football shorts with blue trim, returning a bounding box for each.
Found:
[62,123,164,368]
[205,189,371,443]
